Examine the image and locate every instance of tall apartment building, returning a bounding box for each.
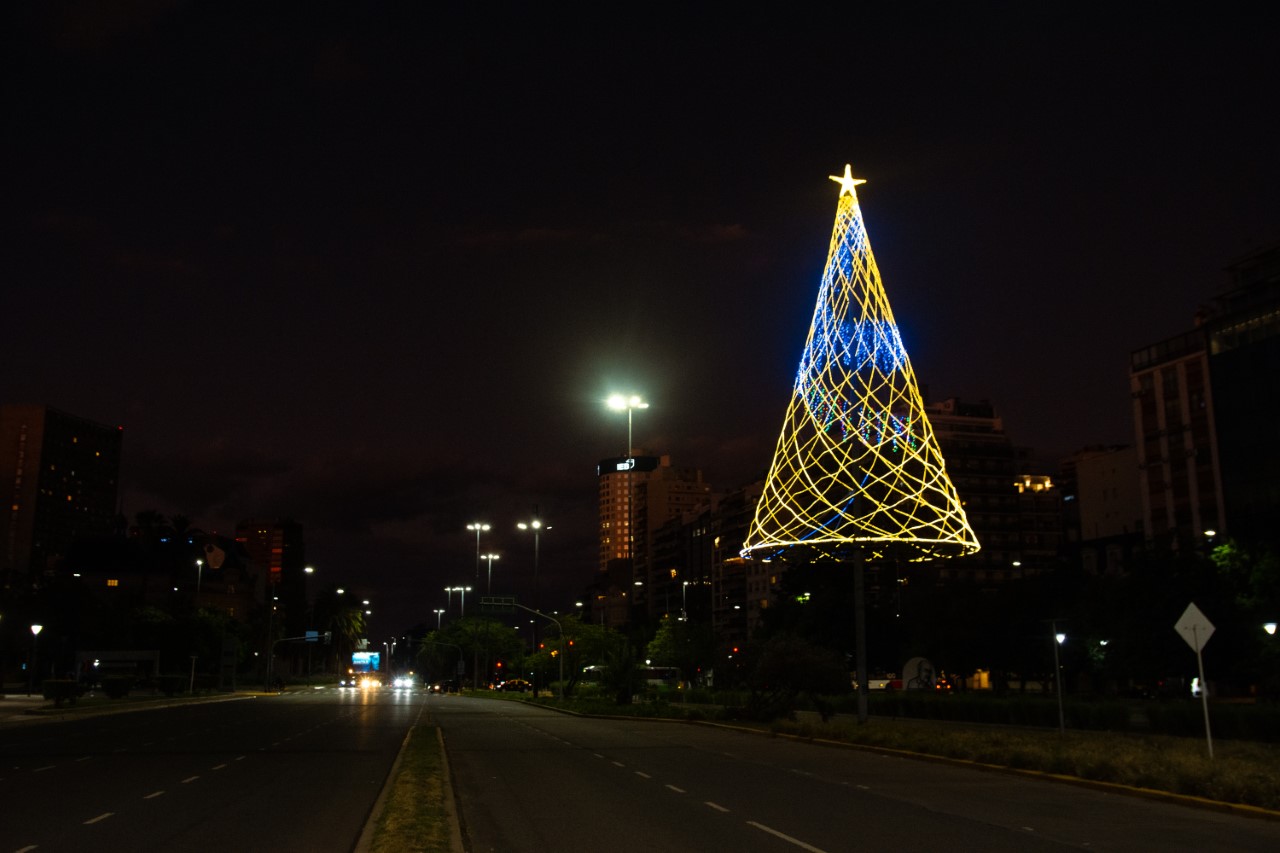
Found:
[593,454,714,626]
[1058,445,1144,575]
[597,454,660,572]
[235,518,307,632]
[915,398,1065,581]
[1130,240,1280,551]
[1204,242,1280,545]
[0,404,122,581]
[1130,326,1224,552]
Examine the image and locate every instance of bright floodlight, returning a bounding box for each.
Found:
[1265,623,1277,635]
[607,394,648,411]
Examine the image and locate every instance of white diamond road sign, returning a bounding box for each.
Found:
[1175,602,1215,653]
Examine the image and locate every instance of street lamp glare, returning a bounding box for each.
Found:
[31,624,43,636]
[1265,622,1277,635]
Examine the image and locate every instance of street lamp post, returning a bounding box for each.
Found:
[467,522,490,584]
[482,553,500,594]
[517,519,545,611]
[435,609,445,630]
[195,559,203,596]
[28,624,43,696]
[607,393,649,454]
[1051,620,1067,735]
[447,586,472,617]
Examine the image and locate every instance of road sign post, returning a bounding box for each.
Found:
[1175,602,1215,759]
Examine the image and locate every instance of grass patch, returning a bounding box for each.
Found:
[500,691,1280,813]
[369,726,453,853]
[769,716,1280,811]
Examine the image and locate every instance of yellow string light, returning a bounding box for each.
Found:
[741,165,979,563]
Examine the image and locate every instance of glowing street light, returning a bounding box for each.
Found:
[29,623,43,696]
[1051,620,1067,735]
[482,553,500,594]
[467,522,490,583]
[435,608,445,629]
[447,586,472,617]
[517,519,547,610]
[607,394,649,454]
[195,559,204,595]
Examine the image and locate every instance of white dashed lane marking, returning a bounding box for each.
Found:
[144,790,165,799]
[666,784,686,793]
[84,812,114,825]
[747,821,829,852]
[181,775,199,784]
[705,802,730,812]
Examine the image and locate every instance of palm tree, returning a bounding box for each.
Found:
[312,585,366,674]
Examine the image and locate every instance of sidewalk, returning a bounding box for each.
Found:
[0,693,52,722]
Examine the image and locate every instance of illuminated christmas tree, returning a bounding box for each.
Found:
[741,165,979,563]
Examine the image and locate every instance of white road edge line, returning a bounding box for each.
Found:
[144,791,165,799]
[84,813,114,825]
[705,802,730,812]
[746,821,829,853]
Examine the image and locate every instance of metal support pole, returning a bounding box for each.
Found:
[854,550,869,724]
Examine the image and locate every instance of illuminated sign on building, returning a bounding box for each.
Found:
[596,456,659,477]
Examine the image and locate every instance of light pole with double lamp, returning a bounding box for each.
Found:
[467,522,490,584]
[607,393,648,454]
[483,553,500,594]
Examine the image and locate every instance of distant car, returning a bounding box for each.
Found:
[392,676,417,690]
[500,679,531,693]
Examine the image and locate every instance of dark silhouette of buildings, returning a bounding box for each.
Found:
[0,404,122,585]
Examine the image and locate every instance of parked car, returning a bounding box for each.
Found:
[500,678,531,693]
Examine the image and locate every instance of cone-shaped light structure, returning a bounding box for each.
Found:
[741,165,979,563]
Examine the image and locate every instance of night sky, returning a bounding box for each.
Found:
[7,7,1279,635]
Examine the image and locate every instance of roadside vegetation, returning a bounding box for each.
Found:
[368,726,454,853]
[500,690,1280,813]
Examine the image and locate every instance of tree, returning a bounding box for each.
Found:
[645,617,715,685]
[312,586,366,674]
[744,633,851,722]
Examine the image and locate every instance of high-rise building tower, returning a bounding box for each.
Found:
[1130,240,1280,551]
[1130,329,1224,551]
[235,518,307,631]
[0,404,122,581]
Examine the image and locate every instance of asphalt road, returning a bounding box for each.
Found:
[433,695,1280,853]
[0,688,425,853]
